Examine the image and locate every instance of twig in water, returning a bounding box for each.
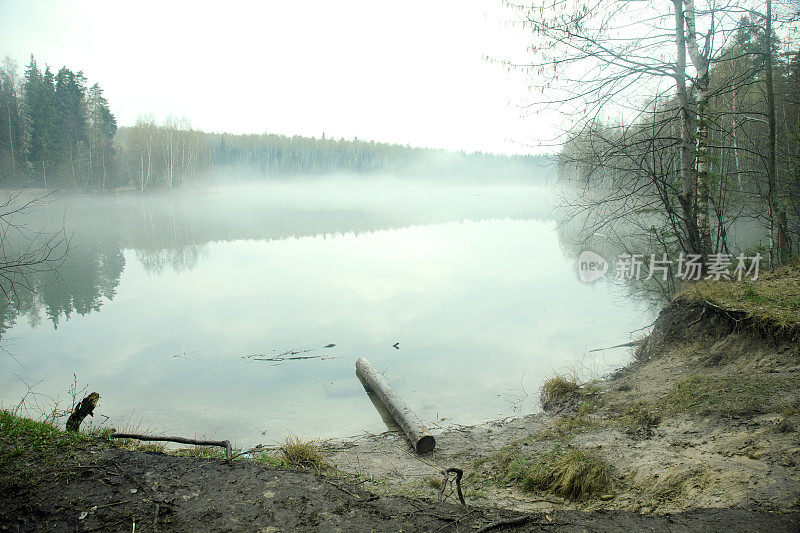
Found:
[242,348,345,363]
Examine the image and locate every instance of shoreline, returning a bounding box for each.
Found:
[2,265,799,530]
[325,285,800,514]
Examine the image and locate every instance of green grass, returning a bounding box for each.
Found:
[255,453,292,468]
[535,413,598,440]
[0,409,90,454]
[0,409,99,490]
[662,373,790,415]
[170,446,227,459]
[427,477,442,490]
[496,443,612,500]
[782,400,800,417]
[679,262,800,337]
[621,404,661,432]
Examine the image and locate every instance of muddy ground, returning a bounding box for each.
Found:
[1,444,798,532]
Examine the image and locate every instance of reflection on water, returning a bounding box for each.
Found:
[553,181,770,307]
[1,181,650,445]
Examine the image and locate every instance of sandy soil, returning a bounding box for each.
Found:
[2,444,798,532]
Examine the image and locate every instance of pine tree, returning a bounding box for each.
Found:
[86,83,116,191]
[21,57,59,187]
[55,67,88,189]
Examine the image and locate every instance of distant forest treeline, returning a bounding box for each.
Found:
[0,55,547,191]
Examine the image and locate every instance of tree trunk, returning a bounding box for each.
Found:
[684,0,712,257]
[66,392,100,432]
[731,94,742,191]
[765,0,789,266]
[69,140,76,191]
[5,100,13,172]
[673,0,701,256]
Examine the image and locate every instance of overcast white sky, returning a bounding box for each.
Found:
[0,0,555,154]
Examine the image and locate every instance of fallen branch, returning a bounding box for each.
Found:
[474,514,534,533]
[438,467,466,507]
[323,479,362,499]
[430,510,476,533]
[110,433,232,459]
[588,340,642,352]
[356,357,436,454]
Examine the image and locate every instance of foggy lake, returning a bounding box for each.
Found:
[0,179,650,446]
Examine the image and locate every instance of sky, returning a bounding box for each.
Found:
[0,0,554,155]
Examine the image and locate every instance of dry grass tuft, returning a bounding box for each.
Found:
[540,375,581,410]
[281,436,330,471]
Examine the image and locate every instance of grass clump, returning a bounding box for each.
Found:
[427,477,443,490]
[619,404,661,437]
[662,373,789,416]
[171,446,226,459]
[540,375,581,410]
[499,444,611,500]
[280,436,330,471]
[535,412,598,440]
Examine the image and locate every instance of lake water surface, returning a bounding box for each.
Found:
[0,180,650,446]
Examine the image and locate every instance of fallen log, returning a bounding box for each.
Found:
[355,357,435,454]
[110,433,233,459]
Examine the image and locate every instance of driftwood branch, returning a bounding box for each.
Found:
[66,392,100,432]
[110,433,232,459]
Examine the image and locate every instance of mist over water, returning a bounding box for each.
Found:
[1,179,650,445]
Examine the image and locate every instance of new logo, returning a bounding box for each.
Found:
[577,251,608,282]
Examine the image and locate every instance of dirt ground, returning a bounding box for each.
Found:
[1,444,798,532]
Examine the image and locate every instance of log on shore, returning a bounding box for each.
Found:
[355,357,435,454]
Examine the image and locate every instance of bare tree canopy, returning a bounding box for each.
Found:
[504,0,800,289]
